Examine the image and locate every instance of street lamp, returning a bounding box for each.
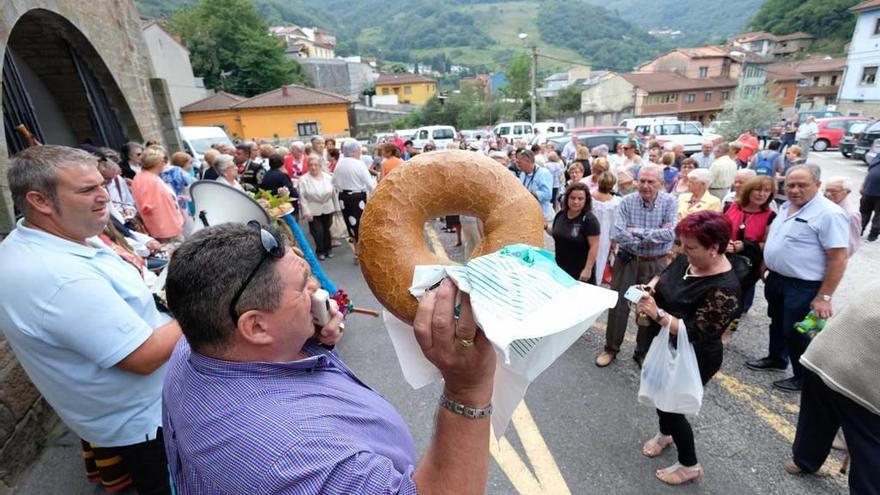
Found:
[518,32,537,125]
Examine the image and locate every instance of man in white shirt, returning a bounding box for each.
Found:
[796,116,819,160]
[709,143,738,200]
[562,135,578,163]
[691,140,715,169]
[331,140,376,243]
[0,145,181,494]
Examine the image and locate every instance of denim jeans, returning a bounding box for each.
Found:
[764,272,820,378]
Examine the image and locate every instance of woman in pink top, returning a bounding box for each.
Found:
[131,147,184,241]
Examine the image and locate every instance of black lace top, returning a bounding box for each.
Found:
[652,255,742,355]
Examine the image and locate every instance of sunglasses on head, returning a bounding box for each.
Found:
[228,221,285,325]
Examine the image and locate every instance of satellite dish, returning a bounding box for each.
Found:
[189,180,270,233]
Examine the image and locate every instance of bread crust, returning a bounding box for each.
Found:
[359,150,545,323]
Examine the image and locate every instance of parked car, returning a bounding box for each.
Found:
[459,129,489,145]
[625,120,719,154]
[867,138,880,165]
[798,110,843,122]
[178,126,233,171]
[853,120,880,163]
[546,133,627,160]
[839,122,868,158]
[411,125,456,151]
[493,121,534,143]
[569,126,628,136]
[813,117,871,151]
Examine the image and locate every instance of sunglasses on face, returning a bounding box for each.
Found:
[228,221,285,325]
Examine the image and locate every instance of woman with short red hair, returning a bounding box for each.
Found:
[635,211,742,485]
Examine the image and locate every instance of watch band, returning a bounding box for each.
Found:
[439,395,493,419]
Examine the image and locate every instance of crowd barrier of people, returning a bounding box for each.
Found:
[0,122,878,494]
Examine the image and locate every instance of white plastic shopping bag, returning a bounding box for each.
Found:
[637,320,704,415]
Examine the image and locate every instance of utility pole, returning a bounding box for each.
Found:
[530,44,537,125]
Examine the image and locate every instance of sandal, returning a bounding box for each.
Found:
[642,433,673,458]
[656,462,703,485]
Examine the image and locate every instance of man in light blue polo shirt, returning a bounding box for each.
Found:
[746,164,849,393]
[515,148,555,222]
[0,146,181,494]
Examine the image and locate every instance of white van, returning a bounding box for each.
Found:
[618,118,718,154]
[492,121,534,143]
[412,125,457,151]
[179,126,233,170]
[533,121,566,137]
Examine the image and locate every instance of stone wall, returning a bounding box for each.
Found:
[0,0,176,235]
[0,0,173,486]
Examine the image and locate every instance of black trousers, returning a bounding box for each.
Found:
[860,195,880,236]
[339,191,367,242]
[116,428,171,495]
[765,272,820,379]
[655,348,722,467]
[309,213,333,255]
[793,370,880,495]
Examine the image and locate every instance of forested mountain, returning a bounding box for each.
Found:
[135,0,766,72]
[749,0,859,54]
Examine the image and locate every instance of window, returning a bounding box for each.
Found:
[862,66,878,85]
[813,76,820,86]
[297,122,319,136]
[779,88,787,97]
[498,126,509,135]
[418,130,429,140]
[721,90,730,101]
[704,91,712,102]
[685,93,695,103]
[513,125,523,135]
[831,75,838,86]
[382,88,389,95]
[646,93,679,104]
[404,86,412,95]
[634,125,650,136]
[875,17,880,35]
[698,66,708,79]
[432,128,455,140]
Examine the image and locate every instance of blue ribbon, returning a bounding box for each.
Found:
[281,213,338,294]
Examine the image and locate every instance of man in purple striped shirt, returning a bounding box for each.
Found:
[164,223,496,494]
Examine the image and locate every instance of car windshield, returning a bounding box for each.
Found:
[433,129,455,140]
[847,122,869,132]
[189,136,231,154]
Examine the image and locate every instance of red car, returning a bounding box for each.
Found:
[814,117,871,151]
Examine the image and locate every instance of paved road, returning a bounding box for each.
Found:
[15,151,871,494]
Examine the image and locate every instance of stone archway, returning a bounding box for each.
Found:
[3,8,140,154]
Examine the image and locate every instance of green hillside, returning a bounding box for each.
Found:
[134,0,766,73]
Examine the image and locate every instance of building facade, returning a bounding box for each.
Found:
[141,20,209,125]
[621,72,737,124]
[790,57,846,110]
[270,25,336,59]
[375,73,437,105]
[299,57,377,100]
[838,0,880,116]
[181,85,353,141]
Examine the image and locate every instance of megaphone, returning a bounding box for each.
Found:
[189,180,270,233]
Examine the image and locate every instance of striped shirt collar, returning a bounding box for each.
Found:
[187,341,333,377]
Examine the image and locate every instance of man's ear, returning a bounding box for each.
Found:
[25,191,56,216]
[236,310,274,346]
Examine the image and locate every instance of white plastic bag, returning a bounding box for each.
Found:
[637,320,704,415]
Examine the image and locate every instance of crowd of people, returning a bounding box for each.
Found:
[0,120,877,494]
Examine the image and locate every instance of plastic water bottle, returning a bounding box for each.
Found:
[795,311,826,339]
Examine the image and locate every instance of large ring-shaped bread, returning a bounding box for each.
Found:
[359,149,545,323]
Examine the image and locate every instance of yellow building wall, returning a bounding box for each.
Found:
[180,110,243,138]
[376,81,437,105]
[238,104,351,141]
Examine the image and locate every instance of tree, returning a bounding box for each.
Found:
[171,0,307,97]
[504,52,531,102]
[550,85,583,115]
[712,93,783,141]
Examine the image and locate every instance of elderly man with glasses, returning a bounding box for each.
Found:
[823,177,861,256]
[163,223,497,494]
[596,164,677,368]
[746,165,849,393]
